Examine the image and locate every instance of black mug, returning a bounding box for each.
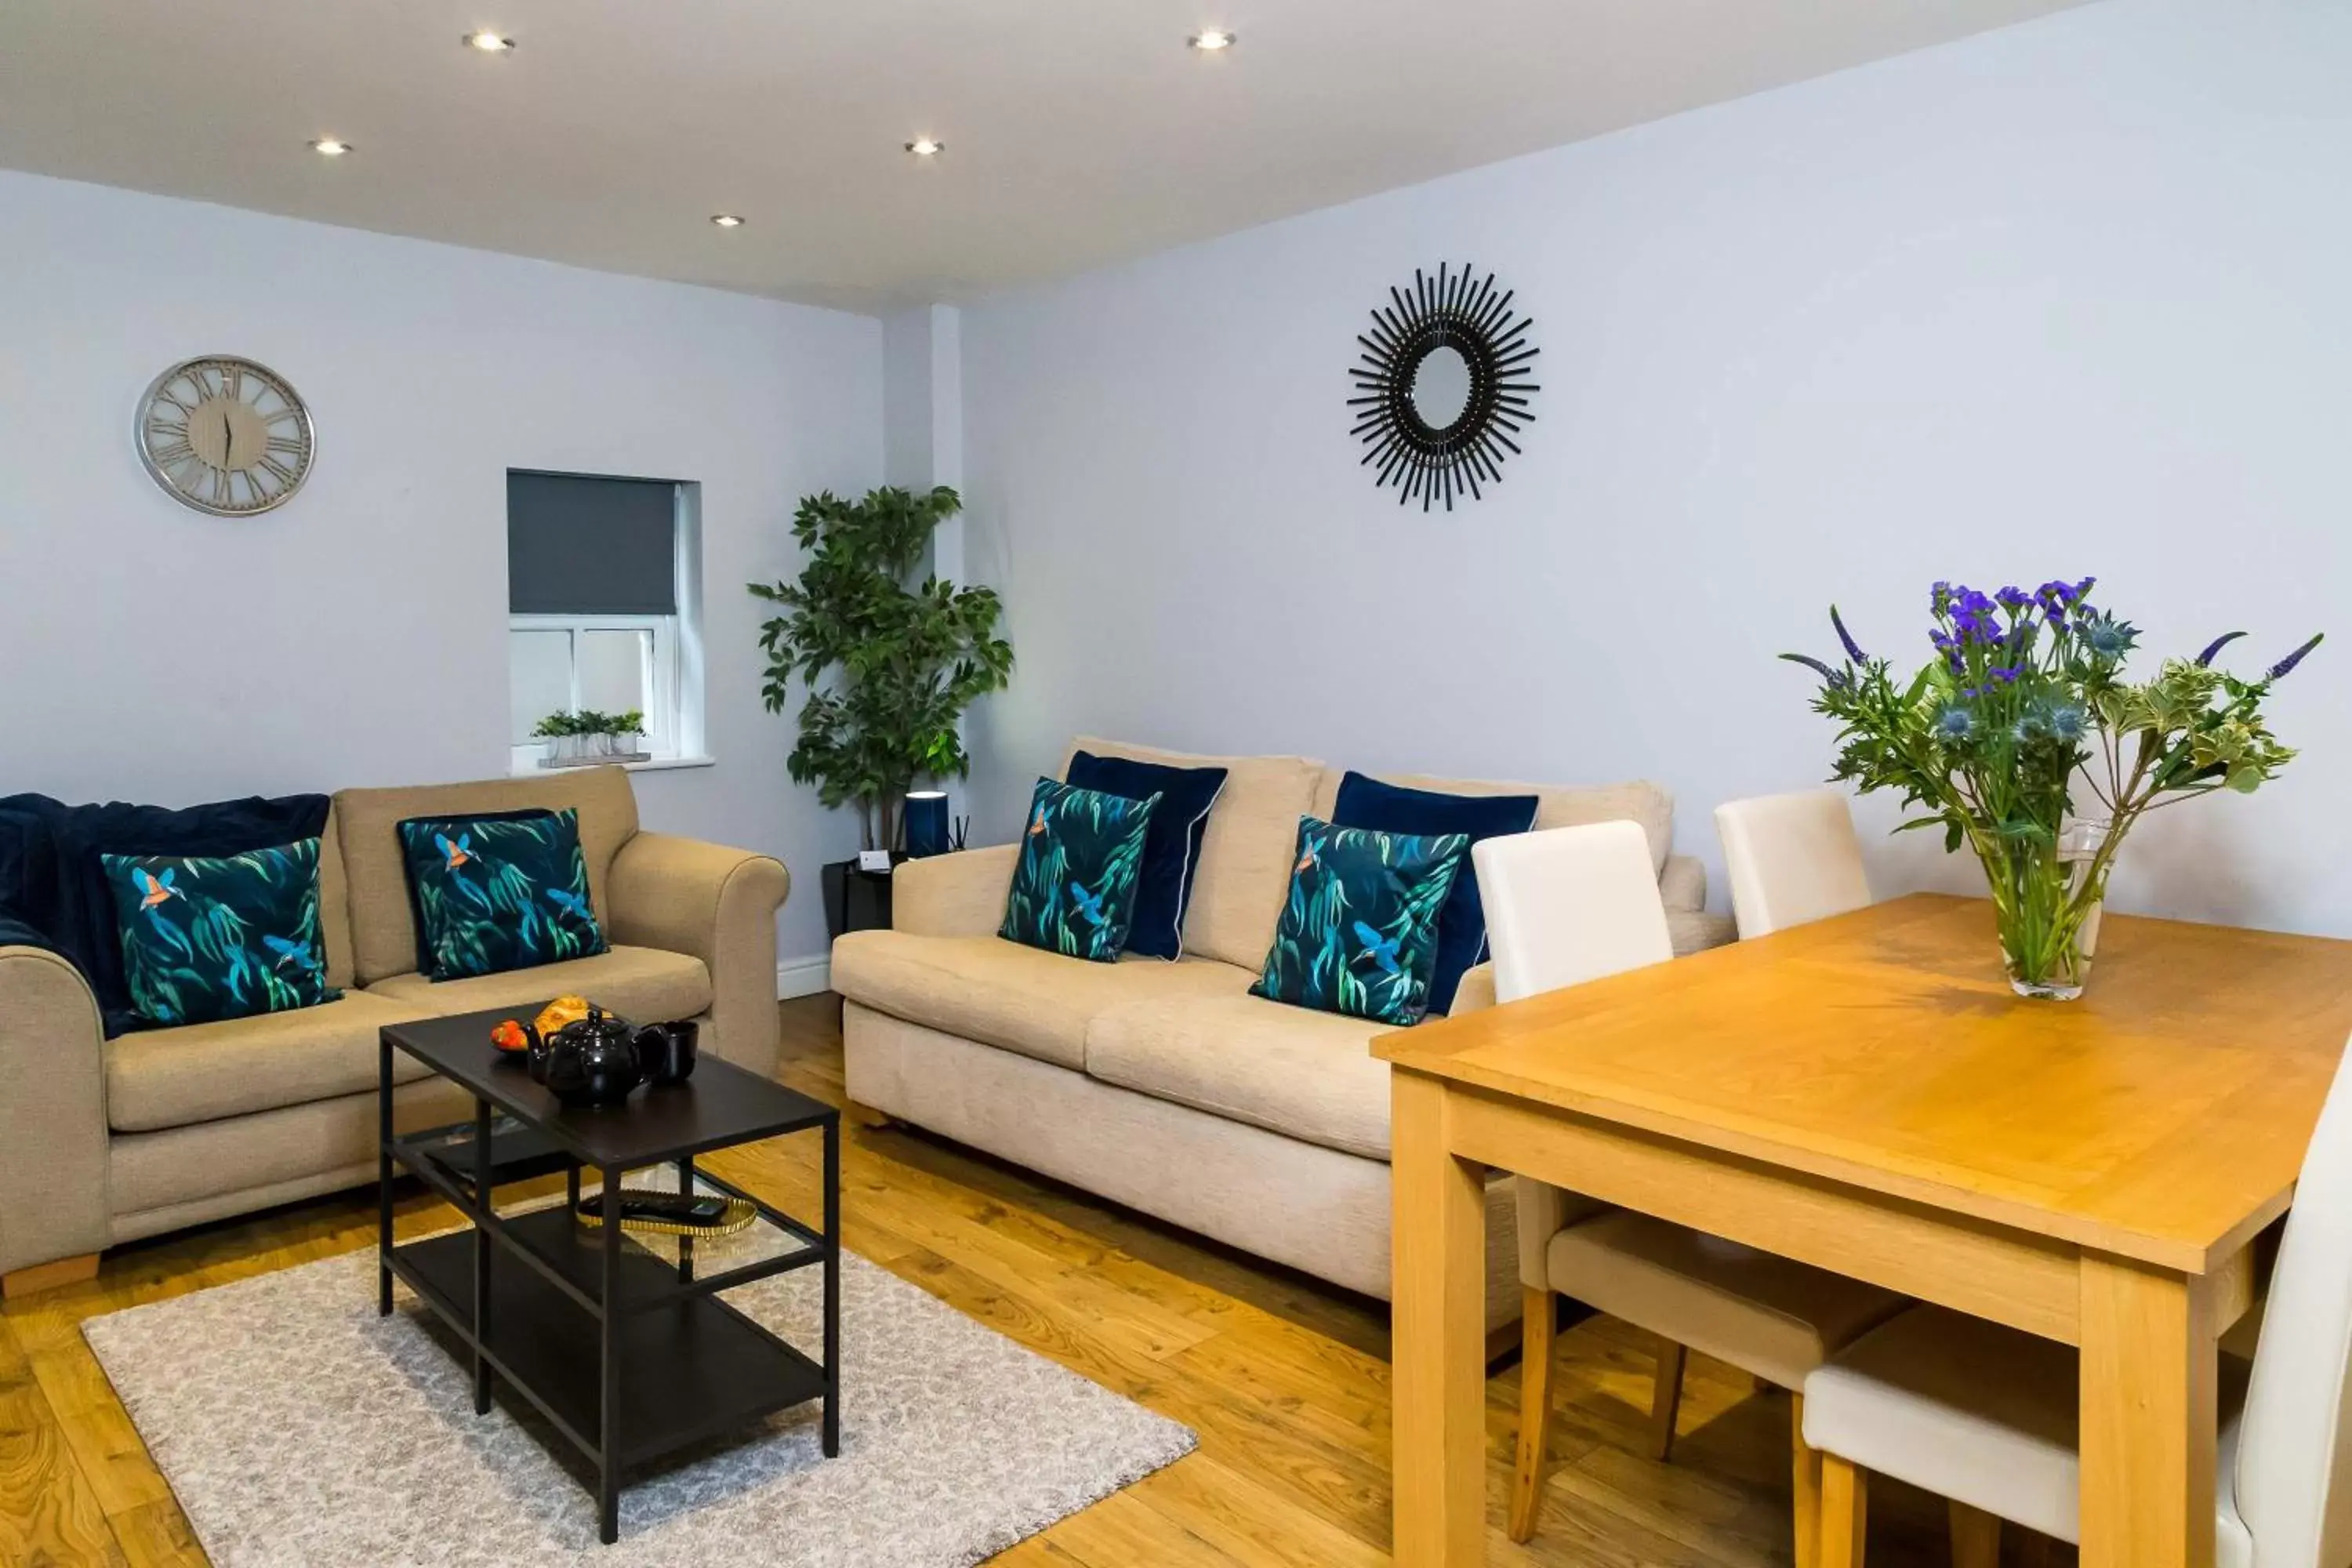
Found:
[634,1019,699,1085]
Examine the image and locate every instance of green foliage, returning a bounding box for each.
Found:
[997,779,1159,961]
[750,486,1014,850]
[1786,582,2318,989]
[532,710,644,739]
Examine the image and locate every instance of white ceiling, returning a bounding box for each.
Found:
[0,0,2089,314]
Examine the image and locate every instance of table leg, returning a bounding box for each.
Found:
[600,1163,622,1544]
[471,1096,493,1416]
[822,1116,841,1459]
[2078,1252,2216,1568]
[377,1036,394,1317]
[1390,1070,1486,1568]
[677,1157,695,1285]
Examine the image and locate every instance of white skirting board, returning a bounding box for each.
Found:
[776,956,832,1000]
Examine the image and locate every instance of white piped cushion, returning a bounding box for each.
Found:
[1802,1303,2252,1557]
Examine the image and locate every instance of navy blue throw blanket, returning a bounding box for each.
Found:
[0,792,332,1036]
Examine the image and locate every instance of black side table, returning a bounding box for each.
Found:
[378,1006,840,1544]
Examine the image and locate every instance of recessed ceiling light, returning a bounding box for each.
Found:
[904,137,944,158]
[710,213,746,228]
[462,31,515,53]
[1189,30,1236,50]
[309,137,353,157]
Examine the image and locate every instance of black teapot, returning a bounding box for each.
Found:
[521,1005,659,1108]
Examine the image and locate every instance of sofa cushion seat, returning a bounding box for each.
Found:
[364,945,711,1024]
[830,931,1254,1071]
[1083,993,1394,1161]
[105,991,445,1134]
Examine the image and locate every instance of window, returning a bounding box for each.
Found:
[507,471,704,769]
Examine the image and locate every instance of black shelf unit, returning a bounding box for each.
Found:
[379,1007,841,1544]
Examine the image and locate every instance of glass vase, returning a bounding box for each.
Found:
[1979,819,2111,1001]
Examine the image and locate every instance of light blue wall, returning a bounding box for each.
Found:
[956,0,2352,935]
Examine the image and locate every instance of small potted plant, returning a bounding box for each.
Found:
[533,710,649,767]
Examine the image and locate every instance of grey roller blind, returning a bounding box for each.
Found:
[507,471,678,615]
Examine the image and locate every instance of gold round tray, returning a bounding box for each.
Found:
[572,1194,758,1239]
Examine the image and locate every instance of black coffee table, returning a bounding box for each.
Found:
[377,1005,840,1544]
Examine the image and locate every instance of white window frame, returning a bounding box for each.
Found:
[507,613,680,761]
[507,479,706,775]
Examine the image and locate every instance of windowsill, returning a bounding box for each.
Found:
[510,754,715,779]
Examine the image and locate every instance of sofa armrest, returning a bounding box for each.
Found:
[1659,853,1706,913]
[892,844,1018,938]
[607,833,791,1077]
[1668,908,1737,956]
[1446,962,1497,1018]
[0,945,111,1278]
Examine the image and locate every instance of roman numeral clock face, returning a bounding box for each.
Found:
[136,356,314,516]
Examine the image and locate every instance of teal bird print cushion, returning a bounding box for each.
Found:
[1251,815,1471,1026]
[998,778,1163,963]
[396,808,608,982]
[103,837,342,1028]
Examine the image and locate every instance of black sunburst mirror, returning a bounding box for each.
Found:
[1348,263,1540,511]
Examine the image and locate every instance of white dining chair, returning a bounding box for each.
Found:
[1801,1032,2352,1568]
[1479,822,1910,1564]
[1715,790,1872,940]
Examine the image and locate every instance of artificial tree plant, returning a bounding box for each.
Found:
[750,485,1012,852]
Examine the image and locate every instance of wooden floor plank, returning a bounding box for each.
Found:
[0,1317,130,1567]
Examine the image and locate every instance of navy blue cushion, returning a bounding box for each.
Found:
[0,792,331,1036]
[1330,772,1538,1014]
[1065,750,1229,960]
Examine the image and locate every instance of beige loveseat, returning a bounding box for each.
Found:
[833,737,1733,1327]
[0,767,789,1294]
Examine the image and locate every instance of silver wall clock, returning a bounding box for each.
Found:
[136,355,315,516]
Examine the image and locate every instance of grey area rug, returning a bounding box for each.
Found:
[82,1247,1196,1566]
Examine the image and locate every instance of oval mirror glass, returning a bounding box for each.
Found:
[1409,343,1473,433]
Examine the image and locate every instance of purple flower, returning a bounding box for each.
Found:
[1780,653,1852,688]
[2195,631,2246,668]
[2073,576,2096,602]
[2266,633,2324,682]
[1830,606,1867,664]
[2034,579,2076,608]
[1996,586,2031,611]
[1990,665,2022,684]
[1930,580,1953,615]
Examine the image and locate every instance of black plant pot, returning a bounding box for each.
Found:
[822,855,907,942]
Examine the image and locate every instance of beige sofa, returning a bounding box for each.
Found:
[833,737,1733,1328]
[0,767,789,1294]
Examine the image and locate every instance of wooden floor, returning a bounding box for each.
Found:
[0,996,2056,1566]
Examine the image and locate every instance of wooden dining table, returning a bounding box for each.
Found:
[1377,892,2352,1567]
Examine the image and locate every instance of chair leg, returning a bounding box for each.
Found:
[1820,1454,1867,1568]
[1791,1393,1822,1568]
[1508,1287,1557,1542]
[1647,1335,1688,1461]
[1948,1501,2000,1568]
